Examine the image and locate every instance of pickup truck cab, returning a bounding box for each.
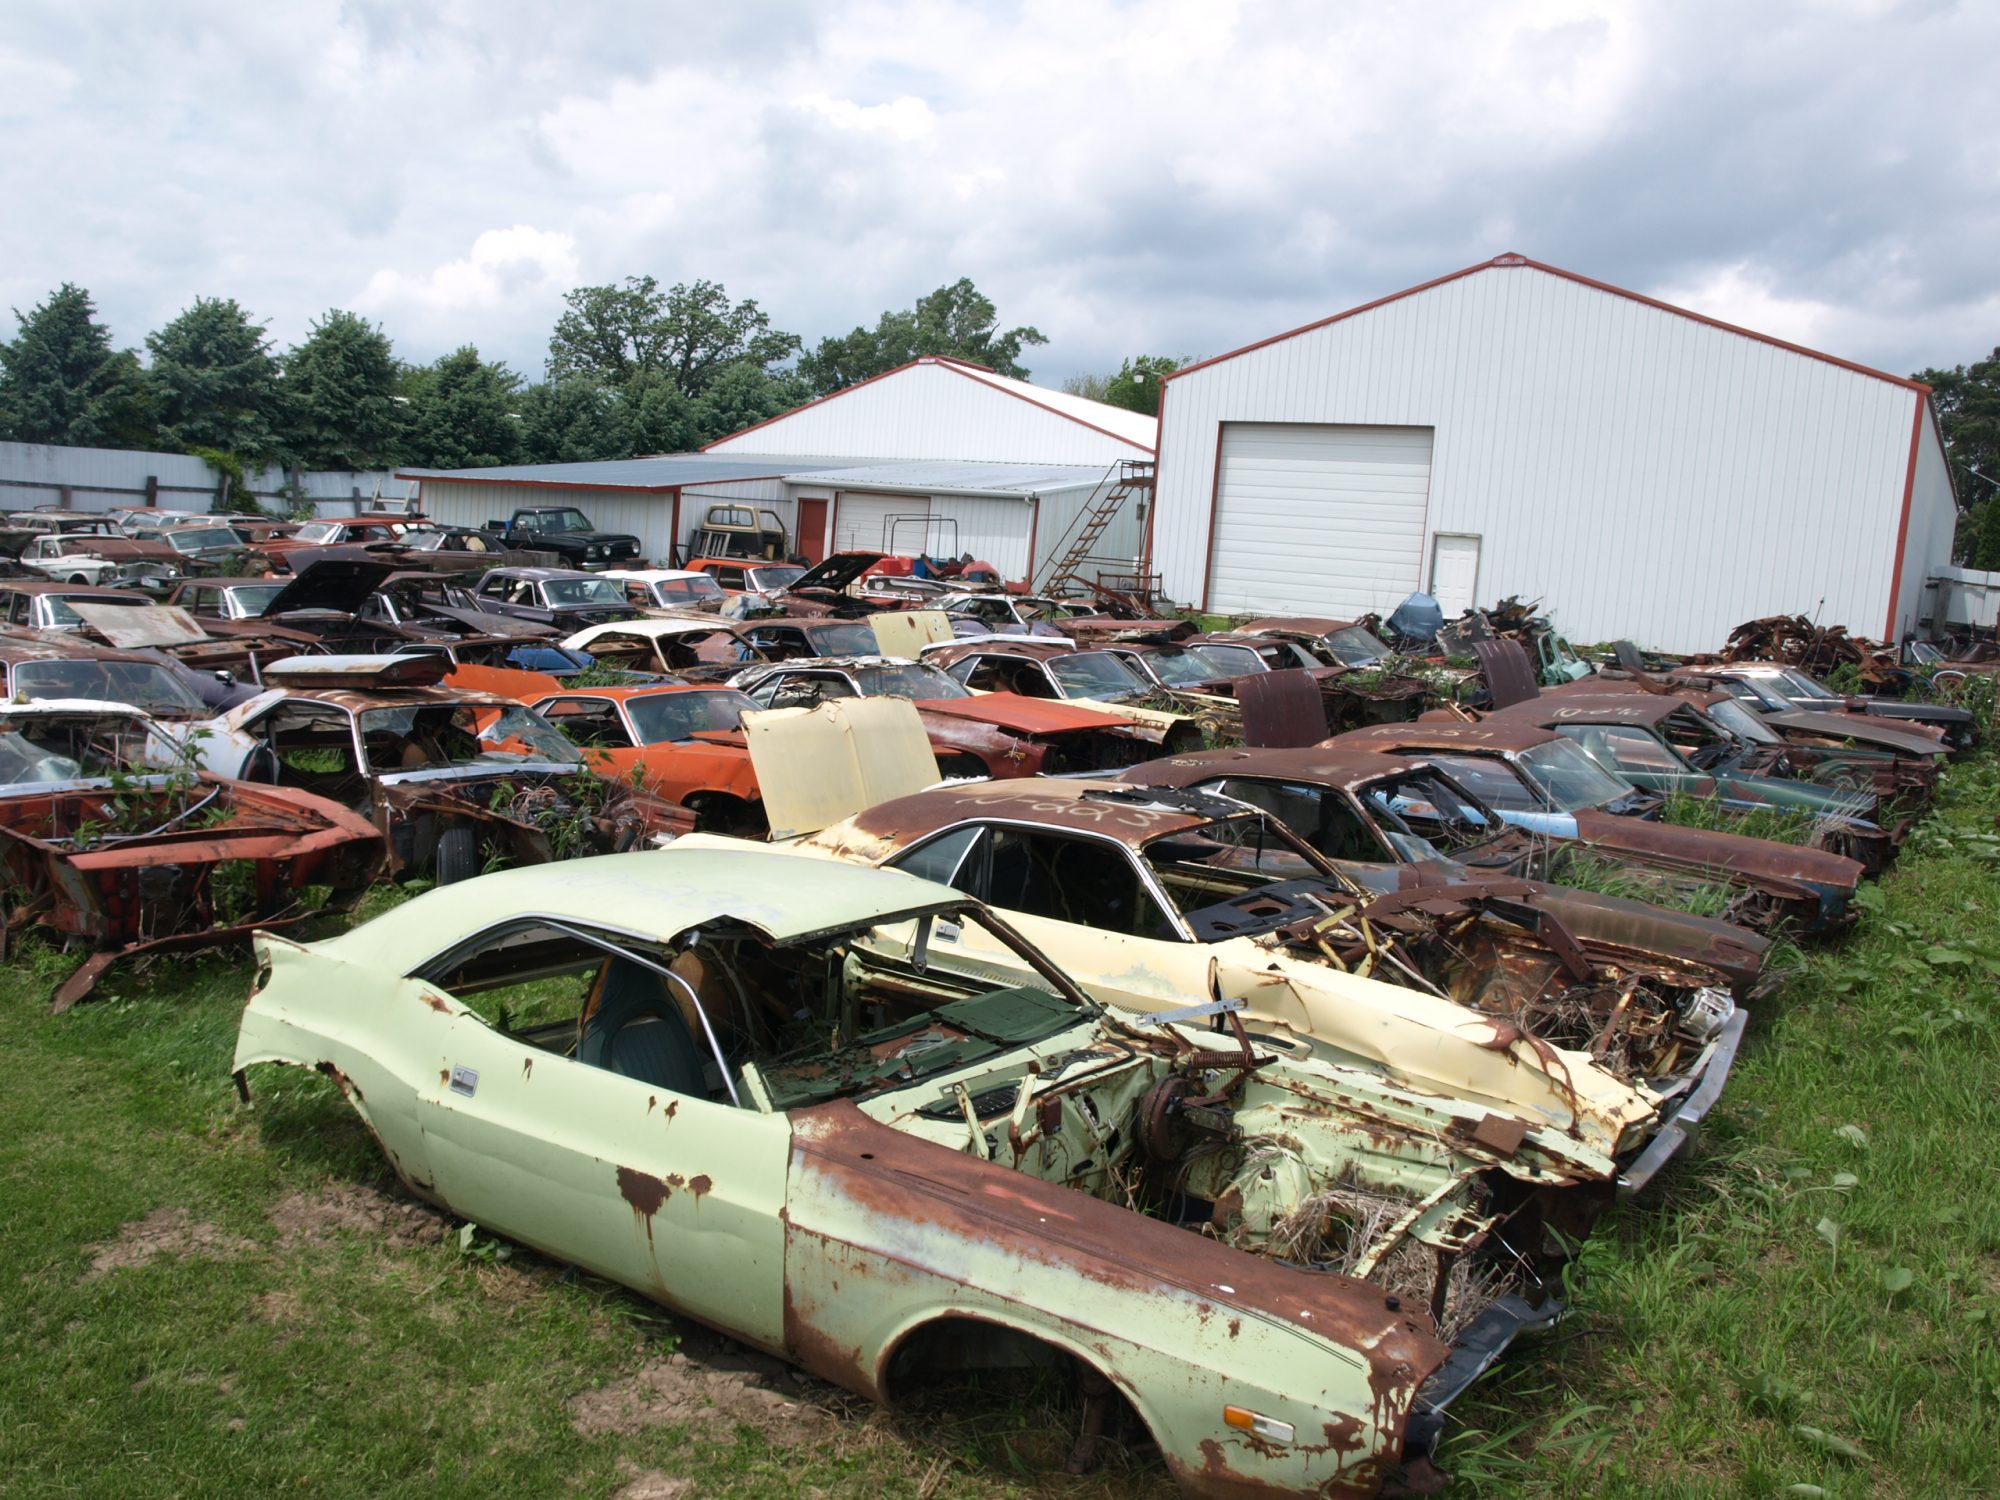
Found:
[482,508,642,570]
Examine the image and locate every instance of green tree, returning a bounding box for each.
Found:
[145,297,286,460]
[617,369,703,456]
[798,278,1047,395]
[1060,371,1112,402]
[548,276,799,397]
[515,378,626,464]
[400,346,522,470]
[1914,348,2000,564]
[1102,355,1188,417]
[0,283,152,447]
[281,309,406,469]
[692,362,807,444]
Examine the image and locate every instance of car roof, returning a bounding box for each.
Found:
[1120,744,1424,793]
[1490,693,1686,728]
[828,778,1243,853]
[1336,719,1565,754]
[601,569,711,583]
[567,618,745,644]
[0,581,152,598]
[311,847,977,971]
[482,566,602,581]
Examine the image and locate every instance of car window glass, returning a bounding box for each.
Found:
[762,673,855,710]
[983,827,1174,938]
[1426,753,1542,811]
[890,826,984,888]
[536,697,634,748]
[1210,777,1386,862]
[1557,724,1686,776]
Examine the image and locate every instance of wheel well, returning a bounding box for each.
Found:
[877,1314,1160,1475]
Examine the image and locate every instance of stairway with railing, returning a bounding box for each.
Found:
[1041,460,1157,600]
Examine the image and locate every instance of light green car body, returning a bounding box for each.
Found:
[236,851,1603,1498]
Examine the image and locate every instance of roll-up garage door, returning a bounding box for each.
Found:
[1205,423,1433,616]
[834,493,928,553]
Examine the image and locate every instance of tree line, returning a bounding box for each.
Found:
[0,276,1182,481]
[1918,349,2000,569]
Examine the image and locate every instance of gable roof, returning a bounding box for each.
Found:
[1167,253,1932,396]
[704,355,1157,454]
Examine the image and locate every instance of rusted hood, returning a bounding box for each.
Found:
[1761,709,1951,758]
[1387,863,1768,992]
[1570,809,1863,893]
[916,692,1134,735]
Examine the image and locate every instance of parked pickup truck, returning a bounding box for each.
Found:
[481,507,643,570]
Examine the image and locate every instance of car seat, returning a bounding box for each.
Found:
[576,957,711,1096]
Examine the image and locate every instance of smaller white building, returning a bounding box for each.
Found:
[402,355,1159,588]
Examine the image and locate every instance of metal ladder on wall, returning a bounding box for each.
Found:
[1042,460,1154,595]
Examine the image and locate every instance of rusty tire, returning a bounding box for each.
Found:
[434,825,480,886]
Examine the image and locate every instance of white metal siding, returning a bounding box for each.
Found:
[1152,263,1922,652]
[927,495,1033,581]
[834,493,928,553]
[707,361,1150,465]
[415,481,679,565]
[1030,477,1146,591]
[1206,424,1431,617]
[1898,406,1958,639]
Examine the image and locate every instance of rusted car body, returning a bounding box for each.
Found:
[0,633,230,722]
[1338,720,1865,933]
[1117,744,1771,993]
[1689,659,1972,749]
[1485,693,1896,872]
[0,702,383,1008]
[563,617,765,682]
[922,636,1209,750]
[236,851,1634,1496]
[170,655,692,881]
[1670,662,1963,753]
[729,655,1185,775]
[14,533,185,592]
[746,777,1740,1176]
[1565,664,1944,805]
[525,683,769,834]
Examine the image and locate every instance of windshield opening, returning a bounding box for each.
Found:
[804,622,877,656]
[753,566,805,590]
[167,528,240,552]
[1048,652,1149,699]
[1706,697,1782,744]
[11,660,204,717]
[533,510,595,534]
[545,577,626,607]
[360,703,581,770]
[658,576,724,603]
[626,690,754,744]
[1516,738,1635,810]
[854,663,969,700]
[1324,627,1391,667]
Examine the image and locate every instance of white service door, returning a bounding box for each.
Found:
[1205,423,1433,617]
[1430,533,1481,616]
[834,493,927,552]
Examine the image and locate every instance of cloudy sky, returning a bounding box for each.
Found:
[3,0,1994,386]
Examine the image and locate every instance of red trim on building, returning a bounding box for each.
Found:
[1141,379,1167,576]
[1882,395,1929,640]
[1195,430,1228,612]
[699,355,1154,456]
[1165,253,1934,397]
[1022,495,1040,588]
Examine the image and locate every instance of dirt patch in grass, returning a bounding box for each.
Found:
[611,1460,694,1500]
[249,1290,308,1325]
[570,1350,835,1448]
[269,1181,448,1250]
[84,1207,254,1280]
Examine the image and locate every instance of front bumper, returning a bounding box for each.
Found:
[1616,1005,1749,1199]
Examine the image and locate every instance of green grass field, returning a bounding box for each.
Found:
[4,758,1999,1498]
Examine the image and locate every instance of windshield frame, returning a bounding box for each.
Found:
[1514,737,1637,811]
[10,658,204,717]
[624,689,755,744]
[1048,651,1151,699]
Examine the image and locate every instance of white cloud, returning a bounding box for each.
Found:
[0,0,1995,385]
[359,226,580,314]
